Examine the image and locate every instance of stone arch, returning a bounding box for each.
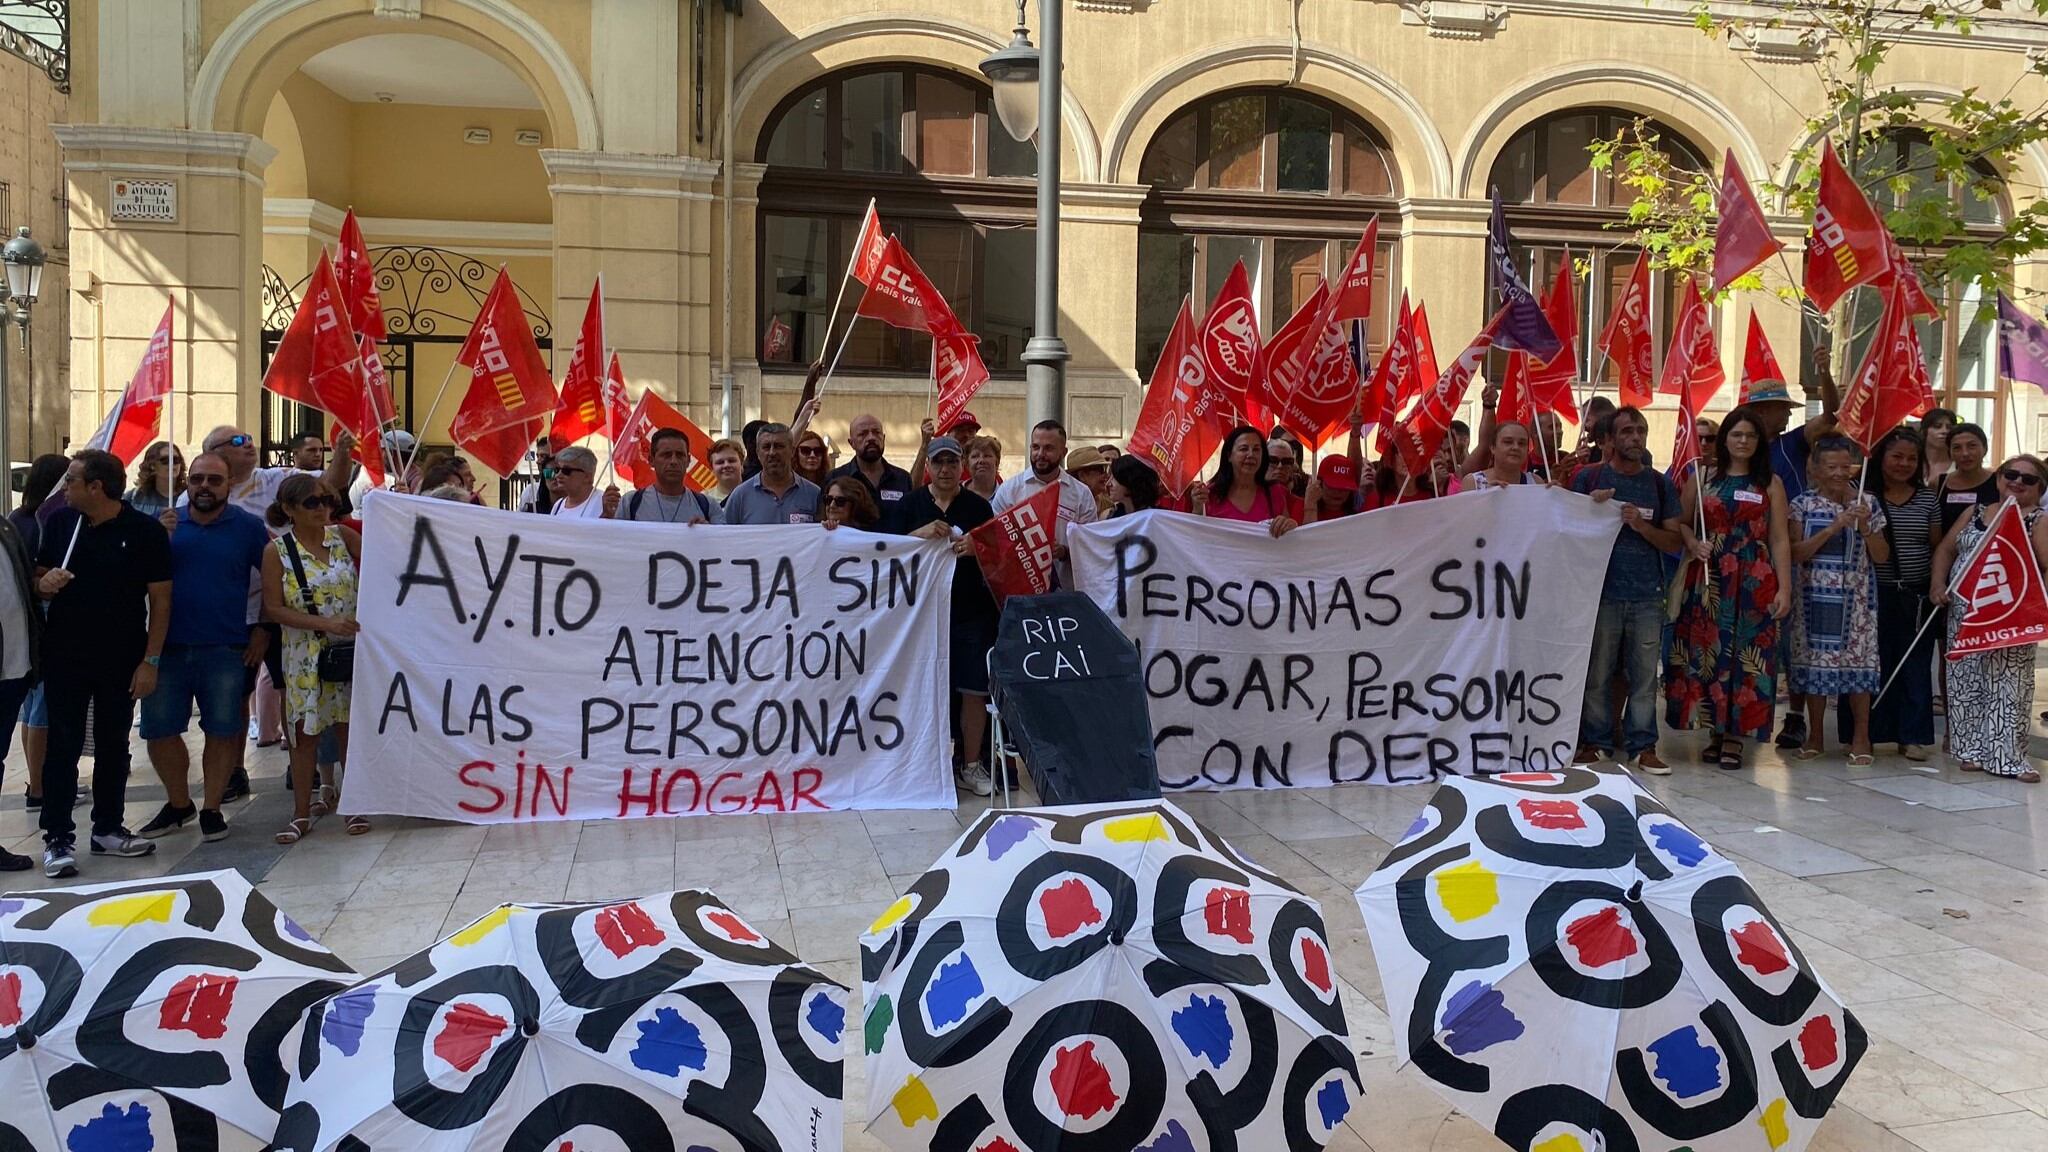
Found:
[1455,62,1766,199]
[191,0,598,152]
[1102,40,1448,198]
[730,14,1101,182]
[1775,84,2048,212]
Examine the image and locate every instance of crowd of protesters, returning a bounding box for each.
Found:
[3,349,2041,877]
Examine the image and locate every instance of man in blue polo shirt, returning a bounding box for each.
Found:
[135,451,271,843]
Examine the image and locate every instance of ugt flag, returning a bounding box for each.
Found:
[969,480,1062,603]
[1949,499,2048,661]
[1128,298,1233,498]
[1487,190,1563,360]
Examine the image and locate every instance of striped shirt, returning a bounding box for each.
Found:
[1877,486,1939,589]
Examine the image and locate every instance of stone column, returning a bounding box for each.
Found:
[1059,182,1148,443]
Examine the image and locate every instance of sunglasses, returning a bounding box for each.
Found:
[188,474,227,487]
[212,434,254,449]
[824,495,852,507]
[2001,468,2045,488]
[798,447,826,456]
[296,495,334,510]
[556,465,589,476]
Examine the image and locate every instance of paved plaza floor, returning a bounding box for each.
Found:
[6,720,2048,1151]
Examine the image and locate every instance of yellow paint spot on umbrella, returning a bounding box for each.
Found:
[86,892,174,927]
[891,1075,939,1126]
[1531,1134,1585,1152]
[869,896,914,936]
[1434,860,1499,923]
[1759,1098,1790,1148]
[448,905,515,947]
[1101,814,1167,842]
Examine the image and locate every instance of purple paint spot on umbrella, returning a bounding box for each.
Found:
[923,954,984,1028]
[279,914,313,942]
[1316,1079,1351,1129]
[1170,994,1233,1067]
[1137,1120,1195,1152]
[986,815,1034,860]
[1649,822,1710,867]
[806,991,844,1044]
[631,1007,708,1077]
[1647,1025,1723,1099]
[0,899,23,915]
[1440,980,1524,1055]
[321,985,377,1057]
[1402,815,1429,841]
[66,1102,152,1152]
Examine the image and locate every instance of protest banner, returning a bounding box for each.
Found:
[343,493,958,822]
[1070,487,1618,790]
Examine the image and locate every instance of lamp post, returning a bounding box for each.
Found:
[0,227,47,516]
[980,0,1067,429]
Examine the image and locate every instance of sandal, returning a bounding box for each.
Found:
[319,783,339,812]
[2020,770,2042,783]
[1718,740,1745,769]
[1961,761,1984,772]
[1847,752,1875,767]
[345,815,372,836]
[1701,735,1725,764]
[1793,746,1823,761]
[274,817,312,845]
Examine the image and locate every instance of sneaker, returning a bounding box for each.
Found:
[954,762,994,798]
[43,839,77,879]
[221,769,252,804]
[1571,746,1606,765]
[1774,716,1808,750]
[137,803,197,838]
[1634,750,1672,776]
[0,847,29,872]
[89,829,157,858]
[199,809,228,843]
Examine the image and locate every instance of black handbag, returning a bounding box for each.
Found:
[284,533,355,684]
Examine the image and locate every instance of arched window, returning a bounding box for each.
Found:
[757,66,1038,374]
[1487,108,1711,389]
[1135,89,1401,379]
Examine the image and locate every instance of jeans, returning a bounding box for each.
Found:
[1581,599,1664,756]
[138,645,248,740]
[41,655,141,843]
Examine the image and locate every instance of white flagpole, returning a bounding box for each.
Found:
[818,197,876,363]
[400,358,462,483]
[1872,498,2012,708]
[59,517,81,571]
[165,297,177,504]
[816,313,861,402]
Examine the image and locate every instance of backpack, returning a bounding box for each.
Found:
[624,489,713,522]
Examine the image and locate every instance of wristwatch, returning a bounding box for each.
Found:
[144,655,161,667]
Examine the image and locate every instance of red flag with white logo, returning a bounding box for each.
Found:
[1598,252,1657,407]
[1658,278,1724,401]
[351,336,394,487]
[850,201,889,288]
[1804,140,1891,312]
[856,235,960,336]
[262,252,362,420]
[1255,281,1328,438]
[1129,297,1234,496]
[1878,230,1941,319]
[1949,499,2048,661]
[452,267,558,444]
[1739,311,1785,406]
[1368,295,1418,455]
[969,481,1063,604]
[337,209,385,342]
[86,299,174,465]
[1838,280,1935,451]
[1498,352,1532,427]
[1326,218,1379,322]
[1394,310,1504,477]
[1289,308,1364,450]
[1711,150,1784,293]
[934,330,990,434]
[1528,259,1581,423]
[548,279,615,451]
[1199,261,1266,429]
[612,368,718,491]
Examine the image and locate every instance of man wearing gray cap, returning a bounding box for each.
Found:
[899,436,1000,796]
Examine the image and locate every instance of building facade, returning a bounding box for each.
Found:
[42,1,2048,475]
[0,2,69,467]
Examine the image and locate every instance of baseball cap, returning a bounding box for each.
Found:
[927,436,963,459]
[381,429,417,451]
[1317,455,1359,492]
[1066,447,1109,473]
[947,411,981,434]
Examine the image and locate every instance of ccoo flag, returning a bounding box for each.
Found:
[1997,292,2048,394]
[1804,140,1891,312]
[1948,498,2048,661]
[452,267,557,442]
[969,481,1063,604]
[1487,190,1564,360]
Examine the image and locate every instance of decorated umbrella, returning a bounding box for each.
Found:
[273,889,846,1152]
[1356,766,1865,1152]
[861,799,1361,1152]
[0,869,360,1151]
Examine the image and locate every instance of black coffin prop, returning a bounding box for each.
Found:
[987,590,1161,804]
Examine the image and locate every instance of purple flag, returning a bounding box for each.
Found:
[1998,292,2048,394]
[1488,190,1563,361]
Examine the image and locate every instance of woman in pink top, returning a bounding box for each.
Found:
[1188,425,1307,537]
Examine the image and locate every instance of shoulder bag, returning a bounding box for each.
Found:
[284,533,355,683]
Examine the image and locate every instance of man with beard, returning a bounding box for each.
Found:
[1571,406,1685,774]
[135,452,272,843]
[993,419,1097,589]
[831,413,915,532]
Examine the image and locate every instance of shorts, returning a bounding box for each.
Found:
[952,626,995,696]
[139,645,251,740]
[21,682,45,727]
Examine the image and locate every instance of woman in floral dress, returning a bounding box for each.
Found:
[1789,436,1890,765]
[261,474,367,841]
[1668,407,1793,768]
[1932,455,2048,781]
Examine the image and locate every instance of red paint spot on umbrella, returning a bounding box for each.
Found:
[706,909,760,943]
[1039,879,1104,940]
[0,972,21,1028]
[1500,773,1559,783]
[1565,907,1640,968]
[594,902,666,958]
[159,973,239,1040]
[1516,799,1587,830]
[977,1140,1021,1152]
[1204,887,1254,944]
[1049,1041,1120,1119]
[1730,919,1791,975]
[433,1002,509,1073]
[1300,936,1333,994]
[1798,1015,1839,1069]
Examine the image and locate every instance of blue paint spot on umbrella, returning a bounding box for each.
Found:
[1316,1079,1351,1129]
[279,914,313,942]
[1402,815,1429,841]
[1170,994,1233,1067]
[806,991,845,1044]
[67,1102,152,1152]
[1649,823,1710,867]
[1137,1120,1195,1152]
[631,1007,708,1077]
[1440,980,1524,1054]
[923,954,984,1028]
[1648,1025,1723,1099]
[321,985,377,1057]
[0,899,23,915]
[986,815,1034,860]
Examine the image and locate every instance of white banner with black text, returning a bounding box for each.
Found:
[1070,488,1620,790]
[344,492,957,822]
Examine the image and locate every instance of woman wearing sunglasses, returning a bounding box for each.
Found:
[1932,454,2048,781]
[820,477,880,530]
[262,475,368,838]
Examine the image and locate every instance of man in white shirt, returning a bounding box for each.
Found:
[992,419,1096,589]
[549,446,618,519]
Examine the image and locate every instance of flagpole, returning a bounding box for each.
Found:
[401,358,463,482]
[2005,376,2026,457]
[1871,499,2010,709]
[816,313,861,402]
[818,197,876,365]
[165,297,176,505]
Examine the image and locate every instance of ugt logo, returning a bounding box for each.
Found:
[1205,302,1259,384]
[1966,531,2034,625]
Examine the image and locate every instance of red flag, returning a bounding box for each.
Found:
[1498,352,1533,427]
[968,481,1062,604]
[1838,280,1935,450]
[1948,499,2048,661]
[351,336,394,487]
[934,330,990,434]
[1255,282,1328,437]
[1527,259,1581,424]
[85,300,173,465]
[1670,394,1704,482]
[849,201,889,288]
[1804,140,1891,312]
[1129,297,1234,496]
[1658,279,1725,403]
[1367,295,1417,454]
[1598,252,1657,406]
[337,209,385,342]
[763,315,794,362]
[1198,261,1265,428]
[1290,311,1365,450]
[548,280,614,451]
[612,370,718,492]
[1739,312,1786,406]
[1711,150,1784,293]
[856,235,961,335]
[452,267,558,445]
[1327,218,1379,322]
[1394,311,1503,477]
[262,252,361,419]
[1878,231,1941,319]
[1409,303,1441,412]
